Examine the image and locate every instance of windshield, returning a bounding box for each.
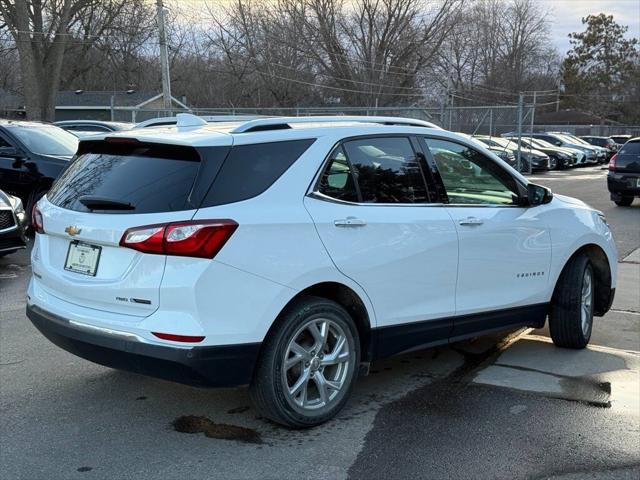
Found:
[9,125,78,156]
[527,138,553,149]
[489,137,520,150]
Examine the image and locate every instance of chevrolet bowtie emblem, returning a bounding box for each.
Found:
[65,226,82,237]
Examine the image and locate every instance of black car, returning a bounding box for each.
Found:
[580,136,617,159]
[0,120,78,215]
[0,189,27,257]
[608,138,640,207]
[54,120,133,138]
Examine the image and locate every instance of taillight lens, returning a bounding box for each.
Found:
[120,220,238,259]
[32,204,44,234]
[608,154,617,171]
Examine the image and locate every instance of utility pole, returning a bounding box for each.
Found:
[516,93,524,174]
[156,0,172,112]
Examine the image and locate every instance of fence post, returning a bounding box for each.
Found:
[516,93,523,174]
[530,91,536,135]
[489,108,493,136]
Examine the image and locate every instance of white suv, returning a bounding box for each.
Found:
[27,115,617,428]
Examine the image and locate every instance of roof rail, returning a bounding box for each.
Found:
[230,116,442,134]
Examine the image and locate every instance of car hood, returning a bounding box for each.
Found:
[554,193,590,208]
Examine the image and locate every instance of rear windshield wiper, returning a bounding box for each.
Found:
[79,196,135,211]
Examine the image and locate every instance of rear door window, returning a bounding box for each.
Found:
[47,142,204,214]
[317,146,359,202]
[341,137,429,203]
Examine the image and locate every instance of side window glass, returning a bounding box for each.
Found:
[342,137,429,204]
[423,138,519,206]
[0,135,11,148]
[318,146,359,202]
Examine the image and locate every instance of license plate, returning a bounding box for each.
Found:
[64,241,101,276]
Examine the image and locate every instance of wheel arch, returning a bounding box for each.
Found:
[265,281,374,363]
[553,243,613,317]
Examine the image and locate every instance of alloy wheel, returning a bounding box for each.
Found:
[281,318,352,413]
[581,268,593,335]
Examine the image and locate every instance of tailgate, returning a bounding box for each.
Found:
[33,197,197,318]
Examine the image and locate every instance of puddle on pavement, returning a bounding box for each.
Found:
[172,415,263,444]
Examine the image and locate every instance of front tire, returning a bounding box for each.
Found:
[614,196,634,207]
[549,254,594,349]
[250,296,360,428]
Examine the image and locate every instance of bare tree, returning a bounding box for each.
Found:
[0,0,126,120]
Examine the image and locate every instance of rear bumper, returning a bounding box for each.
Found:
[26,304,261,388]
[608,172,640,198]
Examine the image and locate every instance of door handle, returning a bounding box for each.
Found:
[334,217,367,227]
[459,217,484,226]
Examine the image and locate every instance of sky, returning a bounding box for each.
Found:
[539,0,640,54]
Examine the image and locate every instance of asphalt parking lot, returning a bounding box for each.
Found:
[1,166,639,480]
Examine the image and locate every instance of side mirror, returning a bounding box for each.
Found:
[527,183,553,206]
[0,146,20,157]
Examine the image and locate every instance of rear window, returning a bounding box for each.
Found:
[47,142,202,214]
[201,139,315,206]
[619,141,640,155]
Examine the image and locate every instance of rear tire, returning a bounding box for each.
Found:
[549,254,594,349]
[250,296,360,428]
[614,196,633,207]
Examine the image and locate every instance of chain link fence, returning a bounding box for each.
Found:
[3,104,639,137]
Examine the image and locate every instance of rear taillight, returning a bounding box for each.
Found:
[32,204,44,234]
[119,220,238,259]
[608,154,617,171]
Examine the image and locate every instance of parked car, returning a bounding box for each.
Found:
[608,137,640,206]
[474,135,549,170]
[517,132,599,165]
[550,132,607,163]
[0,188,27,257]
[610,134,632,146]
[502,136,577,169]
[454,133,521,170]
[0,120,78,217]
[580,136,618,159]
[27,115,617,428]
[54,120,133,138]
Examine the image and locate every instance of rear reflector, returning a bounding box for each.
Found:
[120,219,238,258]
[152,332,205,343]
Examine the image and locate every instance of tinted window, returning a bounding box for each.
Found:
[8,125,78,156]
[47,143,202,213]
[424,138,519,206]
[69,125,110,132]
[342,137,429,203]
[619,141,640,155]
[318,146,358,202]
[202,139,315,206]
